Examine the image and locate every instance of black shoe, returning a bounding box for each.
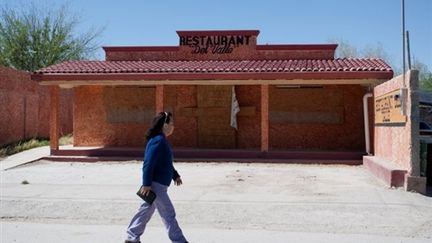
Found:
[124,241,141,243]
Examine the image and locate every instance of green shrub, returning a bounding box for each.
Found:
[0,138,49,158]
[0,134,73,158]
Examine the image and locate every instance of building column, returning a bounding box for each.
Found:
[155,85,164,113]
[49,86,60,153]
[405,70,426,193]
[261,84,269,152]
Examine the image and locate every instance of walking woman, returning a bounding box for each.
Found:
[125,112,189,243]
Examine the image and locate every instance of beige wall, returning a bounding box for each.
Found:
[373,71,420,174]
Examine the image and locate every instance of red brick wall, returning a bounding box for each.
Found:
[73,86,153,146]
[73,84,367,151]
[0,66,73,146]
[105,31,335,61]
[268,85,367,151]
[165,85,198,148]
[237,85,261,149]
[73,85,199,147]
[106,47,334,62]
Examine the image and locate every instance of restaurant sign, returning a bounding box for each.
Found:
[374,89,407,124]
[179,35,251,54]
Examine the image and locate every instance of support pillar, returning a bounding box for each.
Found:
[49,86,60,153]
[405,70,427,194]
[155,85,164,113]
[261,84,269,152]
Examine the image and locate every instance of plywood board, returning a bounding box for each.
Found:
[196,86,236,148]
[269,87,344,124]
[104,86,155,123]
[374,89,406,124]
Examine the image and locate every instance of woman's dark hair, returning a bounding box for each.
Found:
[145,112,172,141]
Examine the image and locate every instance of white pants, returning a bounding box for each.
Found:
[126,182,187,243]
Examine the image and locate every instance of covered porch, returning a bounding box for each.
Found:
[35,77,389,163]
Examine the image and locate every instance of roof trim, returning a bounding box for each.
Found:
[37,78,387,87]
[32,71,393,83]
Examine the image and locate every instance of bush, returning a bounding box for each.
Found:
[0,134,73,158]
[0,138,49,158]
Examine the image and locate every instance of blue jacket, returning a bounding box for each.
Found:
[142,134,180,186]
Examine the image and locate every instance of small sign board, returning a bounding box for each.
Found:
[179,34,252,55]
[374,89,407,124]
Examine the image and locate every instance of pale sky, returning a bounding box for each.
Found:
[2,0,431,71]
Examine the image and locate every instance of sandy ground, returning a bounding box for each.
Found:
[1,160,432,243]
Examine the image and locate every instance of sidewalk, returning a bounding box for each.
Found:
[0,146,50,170]
[2,157,432,243]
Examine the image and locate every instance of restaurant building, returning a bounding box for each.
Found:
[32,30,393,161]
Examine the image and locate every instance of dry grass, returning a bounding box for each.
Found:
[59,134,74,145]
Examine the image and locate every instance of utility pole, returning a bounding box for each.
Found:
[406,30,411,69]
[400,0,407,116]
[402,0,406,85]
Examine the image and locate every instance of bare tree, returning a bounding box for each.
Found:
[329,38,431,90]
[413,58,432,91]
[329,38,359,58]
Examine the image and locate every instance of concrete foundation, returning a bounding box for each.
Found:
[363,156,407,187]
[405,175,427,194]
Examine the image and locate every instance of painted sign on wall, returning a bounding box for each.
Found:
[375,89,407,124]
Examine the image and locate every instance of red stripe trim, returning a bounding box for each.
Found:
[256,44,338,51]
[103,46,179,52]
[176,30,260,36]
[103,44,336,52]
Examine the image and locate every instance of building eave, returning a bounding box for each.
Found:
[33,74,391,88]
[32,71,393,84]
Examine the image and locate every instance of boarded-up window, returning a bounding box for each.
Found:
[269,86,344,124]
[104,86,155,123]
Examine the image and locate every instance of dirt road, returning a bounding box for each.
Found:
[2,160,431,242]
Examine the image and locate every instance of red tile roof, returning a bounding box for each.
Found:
[35,58,391,74]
